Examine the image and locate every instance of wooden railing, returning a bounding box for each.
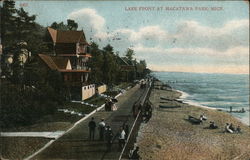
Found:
[119,80,152,160]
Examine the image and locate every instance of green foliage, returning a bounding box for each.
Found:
[0,82,59,128]
[139,60,147,68]
[50,19,78,30]
[1,1,46,55]
[103,44,114,54]
[1,0,17,48]
[67,19,78,30]
[50,22,68,30]
[88,42,104,83]
[1,0,49,80]
[125,48,135,61]
[89,43,120,85]
[102,52,118,84]
[89,42,148,85]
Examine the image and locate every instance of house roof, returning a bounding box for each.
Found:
[38,54,69,70]
[117,57,129,66]
[56,54,92,58]
[38,54,58,70]
[120,57,135,66]
[47,27,88,44]
[38,54,90,73]
[117,57,136,71]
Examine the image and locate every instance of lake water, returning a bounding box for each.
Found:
[152,72,249,125]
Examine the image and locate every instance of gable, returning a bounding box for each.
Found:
[47,27,88,44]
[38,54,71,71]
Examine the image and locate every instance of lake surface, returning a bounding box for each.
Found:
[153,71,249,125]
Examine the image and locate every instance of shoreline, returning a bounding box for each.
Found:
[175,89,249,126]
[137,80,250,160]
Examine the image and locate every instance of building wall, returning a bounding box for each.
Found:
[55,43,76,54]
[97,85,107,94]
[82,84,95,100]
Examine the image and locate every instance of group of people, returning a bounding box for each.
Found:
[104,98,117,111]
[205,116,242,134]
[88,117,107,141]
[229,106,246,113]
[188,113,243,134]
[88,117,130,152]
[142,101,152,122]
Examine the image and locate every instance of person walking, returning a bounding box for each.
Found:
[88,117,96,140]
[105,125,114,152]
[118,127,126,150]
[122,122,129,140]
[98,118,106,140]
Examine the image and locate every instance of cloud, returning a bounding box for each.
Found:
[68,8,106,38]
[106,19,249,51]
[130,26,168,42]
[173,19,249,50]
[68,8,248,51]
[67,8,249,74]
[176,19,249,36]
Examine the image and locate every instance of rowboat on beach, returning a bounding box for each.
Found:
[188,115,202,124]
[160,97,183,103]
[159,105,181,109]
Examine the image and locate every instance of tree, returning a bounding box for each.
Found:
[89,42,104,83]
[1,1,48,78]
[103,44,114,54]
[0,81,59,128]
[1,0,17,48]
[15,8,36,41]
[125,48,135,61]
[102,44,119,84]
[67,19,78,30]
[15,8,46,54]
[50,19,78,31]
[139,60,147,68]
[50,22,68,30]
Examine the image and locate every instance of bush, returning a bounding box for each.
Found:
[0,82,59,128]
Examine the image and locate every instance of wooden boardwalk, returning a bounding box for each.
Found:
[31,84,148,160]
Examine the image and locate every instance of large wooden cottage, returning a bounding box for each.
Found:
[39,27,92,100]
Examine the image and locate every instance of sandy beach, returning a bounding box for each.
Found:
[137,80,250,160]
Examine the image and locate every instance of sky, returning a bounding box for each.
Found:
[16,1,249,74]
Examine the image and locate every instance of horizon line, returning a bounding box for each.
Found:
[150,70,249,75]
